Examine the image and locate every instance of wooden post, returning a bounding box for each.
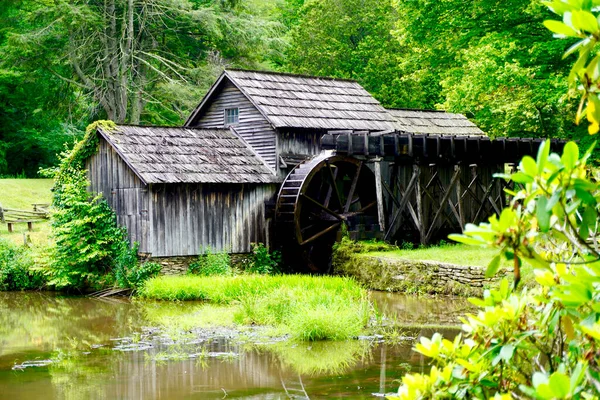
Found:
[456,165,465,231]
[374,159,386,232]
[7,223,13,233]
[414,164,425,245]
[27,222,33,232]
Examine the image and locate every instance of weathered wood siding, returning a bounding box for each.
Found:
[86,137,149,252]
[148,183,277,256]
[190,80,278,169]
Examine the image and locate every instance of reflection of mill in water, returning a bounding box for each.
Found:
[280,373,309,399]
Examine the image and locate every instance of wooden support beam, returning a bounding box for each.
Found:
[425,166,462,243]
[374,159,386,232]
[456,166,465,231]
[384,169,419,240]
[344,162,362,213]
[414,164,425,244]
[473,181,498,222]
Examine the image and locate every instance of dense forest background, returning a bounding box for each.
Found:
[0,0,589,177]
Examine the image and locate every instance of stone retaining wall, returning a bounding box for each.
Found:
[139,253,252,275]
[335,254,502,296]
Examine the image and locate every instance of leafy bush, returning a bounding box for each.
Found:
[42,121,137,290]
[114,245,161,289]
[0,239,45,290]
[188,247,231,276]
[247,243,280,274]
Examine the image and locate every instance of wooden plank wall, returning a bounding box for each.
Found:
[191,80,278,169]
[148,183,277,257]
[86,137,149,252]
[278,130,322,159]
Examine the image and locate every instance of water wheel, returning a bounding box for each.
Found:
[276,152,379,272]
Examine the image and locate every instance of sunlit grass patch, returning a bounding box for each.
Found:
[0,179,54,246]
[366,243,534,286]
[138,275,370,341]
[365,243,509,268]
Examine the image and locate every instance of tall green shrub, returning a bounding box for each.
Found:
[0,238,45,290]
[42,121,137,290]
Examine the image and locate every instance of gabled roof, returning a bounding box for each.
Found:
[96,126,280,184]
[185,69,398,131]
[387,109,485,136]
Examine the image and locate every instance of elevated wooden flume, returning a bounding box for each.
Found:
[274,131,565,271]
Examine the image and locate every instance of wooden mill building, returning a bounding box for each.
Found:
[85,69,525,262]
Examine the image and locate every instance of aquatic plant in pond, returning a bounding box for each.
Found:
[138,275,370,341]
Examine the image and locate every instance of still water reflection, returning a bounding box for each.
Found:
[0,292,471,399]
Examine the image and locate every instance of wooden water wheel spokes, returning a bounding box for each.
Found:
[276,152,379,272]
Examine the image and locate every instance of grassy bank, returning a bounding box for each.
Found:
[333,239,534,294]
[366,244,511,268]
[0,179,54,246]
[138,275,370,341]
[366,243,533,286]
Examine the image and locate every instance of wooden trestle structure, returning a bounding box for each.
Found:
[319,132,565,245]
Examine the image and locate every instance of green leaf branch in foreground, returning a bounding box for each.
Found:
[391,141,600,398]
[450,139,599,289]
[544,0,600,134]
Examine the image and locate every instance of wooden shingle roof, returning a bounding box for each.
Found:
[97,126,280,184]
[186,69,398,131]
[387,109,485,136]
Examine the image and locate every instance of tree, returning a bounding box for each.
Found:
[0,0,284,175]
[4,0,281,125]
[282,0,410,108]
[393,0,588,142]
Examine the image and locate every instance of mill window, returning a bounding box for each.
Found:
[225,108,239,126]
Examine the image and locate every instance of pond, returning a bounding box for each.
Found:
[0,292,474,399]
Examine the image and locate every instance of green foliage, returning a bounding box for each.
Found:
[393,141,600,398]
[282,0,409,108]
[391,0,588,145]
[544,0,600,136]
[247,243,281,274]
[114,249,161,289]
[0,238,45,290]
[43,121,137,290]
[188,247,231,276]
[138,274,369,341]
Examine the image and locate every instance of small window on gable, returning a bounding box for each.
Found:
[225,107,239,126]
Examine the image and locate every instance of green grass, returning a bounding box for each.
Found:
[366,243,535,287]
[138,275,371,341]
[0,179,54,246]
[365,243,510,268]
[0,179,54,210]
